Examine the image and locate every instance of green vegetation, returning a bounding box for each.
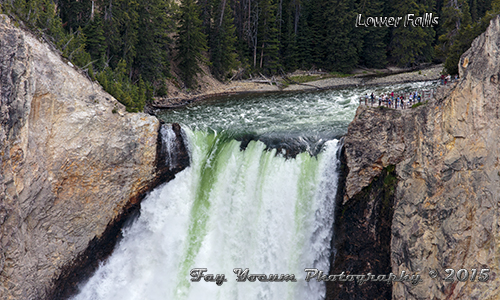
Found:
[209,0,238,81]
[3,0,500,111]
[95,60,148,112]
[411,100,428,108]
[329,71,356,78]
[436,0,500,74]
[176,0,208,88]
[2,0,171,112]
[288,75,321,84]
[381,165,397,215]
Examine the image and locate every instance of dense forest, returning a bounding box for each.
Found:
[1,0,499,111]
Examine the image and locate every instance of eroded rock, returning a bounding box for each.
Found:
[331,15,500,300]
[0,15,187,299]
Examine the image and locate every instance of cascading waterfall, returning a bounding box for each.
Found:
[73,80,438,300]
[73,127,340,300]
[160,125,179,169]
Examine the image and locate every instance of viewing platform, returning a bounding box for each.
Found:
[358,80,458,110]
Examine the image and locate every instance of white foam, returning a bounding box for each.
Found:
[73,129,340,300]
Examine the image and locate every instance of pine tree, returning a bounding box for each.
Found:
[280,0,300,71]
[257,0,280,74]
[62,27,92,68]
[134,0,174,83]
[322,0,359,72]
[444,0,500,74]
[199,0,213,36]
[176,0,208,88]
[96,59,146,112]
[303,0,326,69]
[210,0,238,80]
[477,0,493,17]
[117,0,139,71]
[59,0,92,32]
[97,0,139,71]
[84,15,106,70]
[296,0,314,69]
[390,0,436,67]
[436,0,472,63]
[98,0,121,68]
[358,0,388,68]
[470,0,479,20]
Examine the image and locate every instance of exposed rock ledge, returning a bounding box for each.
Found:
[329,15,500,299]
[0,15,188,299]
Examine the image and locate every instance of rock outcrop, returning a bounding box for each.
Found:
[330,15,500,299]
[0,15,187,299]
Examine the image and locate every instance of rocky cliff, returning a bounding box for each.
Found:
[0,15,188,299]
[329,15,500,299]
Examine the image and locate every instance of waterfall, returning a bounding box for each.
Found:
[160,124,179,169]
[73,127,340,300]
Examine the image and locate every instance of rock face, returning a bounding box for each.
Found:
[330,15,500,299]
[0,15,187,299]
[327,158,397,300]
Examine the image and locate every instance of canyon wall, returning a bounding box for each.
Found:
[2,10,499,300]
[330,15,500,299]
[0,15,188,299]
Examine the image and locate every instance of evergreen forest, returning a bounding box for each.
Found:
[1,0,499,112]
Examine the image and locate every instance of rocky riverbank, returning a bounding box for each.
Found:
[151,64,443,109]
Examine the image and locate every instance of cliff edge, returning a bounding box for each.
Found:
[329,15,500,299]
[0,15,187,299]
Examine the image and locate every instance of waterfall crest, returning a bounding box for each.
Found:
[74,128,340,300]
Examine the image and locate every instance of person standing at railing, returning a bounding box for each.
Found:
[357,89,438,109]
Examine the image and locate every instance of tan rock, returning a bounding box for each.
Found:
[0,15,166,299]
[335,15,500,300]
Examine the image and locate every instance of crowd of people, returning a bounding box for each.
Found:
[441,74,458,85]
[359,75,459,109]
[360,90,432,109]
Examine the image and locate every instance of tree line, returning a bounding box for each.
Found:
[1,0,499,112]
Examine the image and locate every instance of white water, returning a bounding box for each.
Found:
[75,81,439,299]
[158,80,439,139]
[73,126,340,300]
[160,125,179,169]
